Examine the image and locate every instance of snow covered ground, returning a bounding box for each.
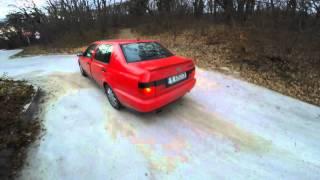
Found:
[1,50,320,179]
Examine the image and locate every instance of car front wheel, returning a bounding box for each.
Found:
[104,85,122,110]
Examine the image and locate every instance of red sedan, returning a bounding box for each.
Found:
[78,39,196,112]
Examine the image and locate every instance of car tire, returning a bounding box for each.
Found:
[79,63,87,77]
[104,85,122,110]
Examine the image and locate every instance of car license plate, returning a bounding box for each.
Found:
[168,72,187,85]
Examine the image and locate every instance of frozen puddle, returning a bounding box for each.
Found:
[0,50,319,179]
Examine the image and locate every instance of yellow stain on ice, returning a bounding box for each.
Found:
[106,113,136,139]
[175,98,273,153]
[32,72,96,116]
[196,74,220,90]
[105,96,272,174]
[136,144,188,173]
[105,111,189,173]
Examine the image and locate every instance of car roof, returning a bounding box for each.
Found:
[93,39,157,45]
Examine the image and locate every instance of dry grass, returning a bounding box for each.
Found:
[133,22,320,106]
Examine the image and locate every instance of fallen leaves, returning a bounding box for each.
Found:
[135,25,320,106]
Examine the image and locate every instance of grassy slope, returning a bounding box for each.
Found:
[132,25,320,106]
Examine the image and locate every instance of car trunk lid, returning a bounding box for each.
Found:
[132,56,194,96]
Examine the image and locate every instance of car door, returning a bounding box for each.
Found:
[91,44,113,86]
[79,44,97,76]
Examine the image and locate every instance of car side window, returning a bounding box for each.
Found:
[95,44,113,63]
[84,44,97,58]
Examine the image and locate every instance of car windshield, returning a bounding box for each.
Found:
[121,42,173,63]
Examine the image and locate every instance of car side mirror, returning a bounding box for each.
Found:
[77,51,83,57]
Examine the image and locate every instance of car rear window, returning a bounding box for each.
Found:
[120,42,173,63]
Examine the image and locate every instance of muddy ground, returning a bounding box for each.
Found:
[0,76,39,179]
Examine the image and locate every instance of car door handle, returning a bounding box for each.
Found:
[101,68,106,72]
[86,62,91,65]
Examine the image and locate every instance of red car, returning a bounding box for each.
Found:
[78,39,196,112]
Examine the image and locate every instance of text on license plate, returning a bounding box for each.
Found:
[168,72,187,85]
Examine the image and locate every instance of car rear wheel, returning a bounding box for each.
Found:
[104,85,122,110]
[79,63,87,77]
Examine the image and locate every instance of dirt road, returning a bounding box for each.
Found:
[1,49,320,179]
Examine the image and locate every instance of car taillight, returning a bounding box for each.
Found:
[138,82,156,97]
[143,87,153,93]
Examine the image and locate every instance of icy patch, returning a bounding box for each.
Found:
[20,89,149,180]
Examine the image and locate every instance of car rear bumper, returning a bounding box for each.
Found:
[115,78,196,112]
